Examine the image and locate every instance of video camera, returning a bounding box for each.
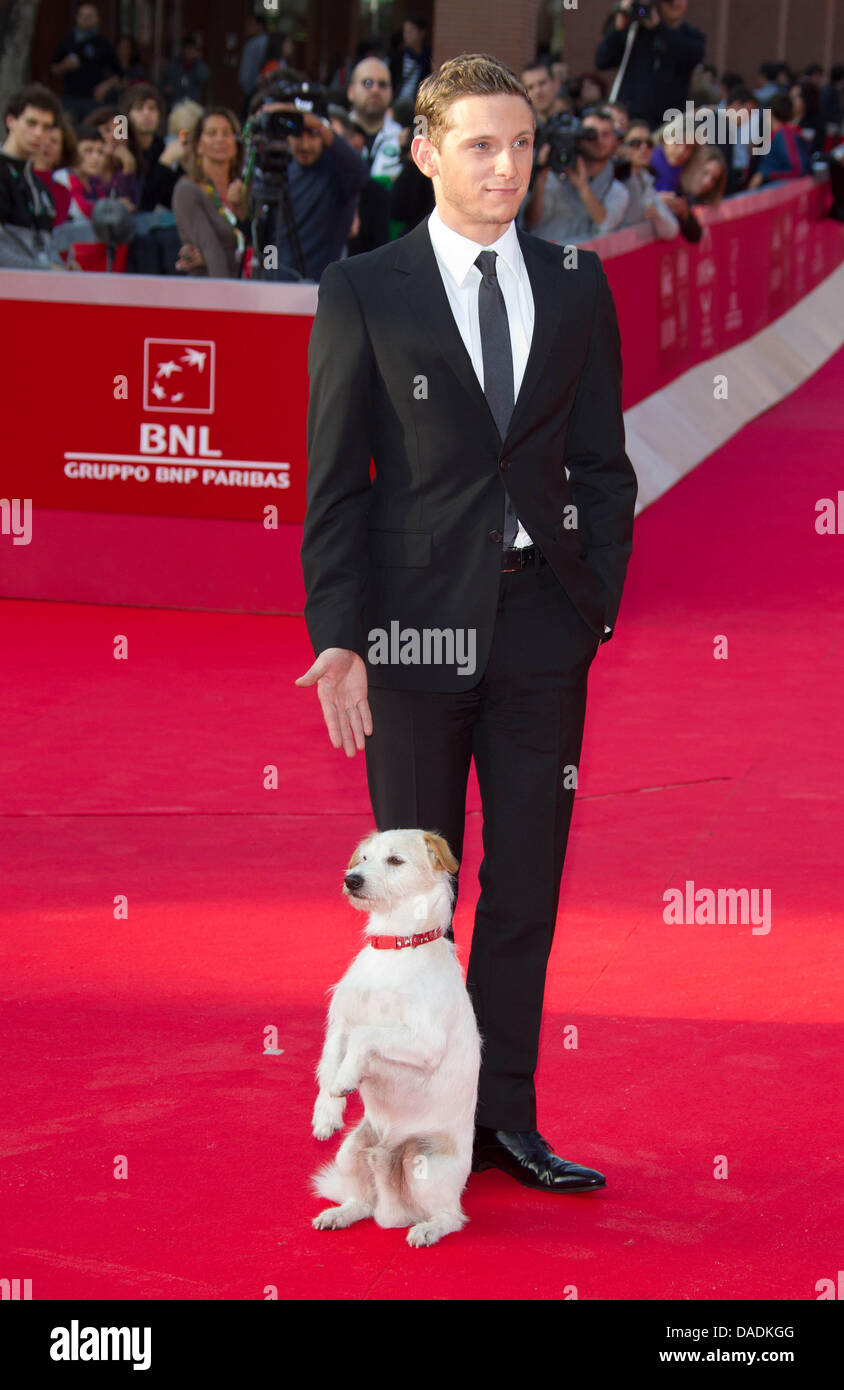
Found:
[540,113,600,176]
[254,79,328,138]
[616,1,656,19]
[247,80,330,177]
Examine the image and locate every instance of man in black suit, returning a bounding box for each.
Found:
[297,53,637,1194]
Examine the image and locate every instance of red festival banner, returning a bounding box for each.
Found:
[586,179,841,408]
[0,278,317,523]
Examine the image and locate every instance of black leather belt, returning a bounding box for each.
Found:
[501,543,547,572]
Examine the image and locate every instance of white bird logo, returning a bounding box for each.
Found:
[147,343,212,409]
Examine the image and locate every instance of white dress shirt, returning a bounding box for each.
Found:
[427,203,534,547]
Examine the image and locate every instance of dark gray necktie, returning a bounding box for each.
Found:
[475,249,519,548]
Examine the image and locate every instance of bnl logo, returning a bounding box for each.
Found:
[143,338,215,413]
[1,1277,32,1299]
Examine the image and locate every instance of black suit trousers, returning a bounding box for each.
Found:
[364,558,600,1131]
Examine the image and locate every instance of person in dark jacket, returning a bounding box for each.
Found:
[595,0,705,131]
[820,65,844,138]
[389,16,431,106]
[124,83,186,271]
[125,83,186,211]
[326,108,391,254]
[748,93,812,187]
[790,79,825,157]
[0,84,66,269]
[161,34,211,111]
[50,1,122,124]
[713,86,759,196]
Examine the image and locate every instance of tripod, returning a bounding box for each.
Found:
[249,159,309,283]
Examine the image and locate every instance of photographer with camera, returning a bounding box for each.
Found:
[522,107,630,244]
[243,76,369,281]
[595,1,706,131]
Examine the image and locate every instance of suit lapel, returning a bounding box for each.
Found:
[393,216,563,452]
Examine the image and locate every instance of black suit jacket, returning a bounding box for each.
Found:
[301,216,637,693]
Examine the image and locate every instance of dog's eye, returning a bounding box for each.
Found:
[386,856,404,866]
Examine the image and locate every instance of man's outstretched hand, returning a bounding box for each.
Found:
[294,648,373,756]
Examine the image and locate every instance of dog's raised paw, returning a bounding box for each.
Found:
[312,1096,346,1139]
[312,1118,343,1140]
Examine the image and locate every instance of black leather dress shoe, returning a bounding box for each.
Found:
[471,1126,606,1192]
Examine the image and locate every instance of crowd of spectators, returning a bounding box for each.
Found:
[1,0,843,278]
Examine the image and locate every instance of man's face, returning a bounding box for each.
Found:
[288,124,324,167]
[6,104,55,159]
[582,115,617,164]
[412,94,534,231]
[659,0,687,24]
[347,60,392,120]
[522,67,555,117]
[130,98,160,136]
[76,4,99,31]
[403,21,423,49]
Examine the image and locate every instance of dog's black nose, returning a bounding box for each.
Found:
[344,872,364,892]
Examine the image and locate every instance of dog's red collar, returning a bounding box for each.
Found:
[369,926,447,950]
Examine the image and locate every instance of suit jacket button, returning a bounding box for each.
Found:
[499,459,510,470]
[489,529,503,542]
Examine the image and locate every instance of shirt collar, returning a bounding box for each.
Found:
[427,202,522,288]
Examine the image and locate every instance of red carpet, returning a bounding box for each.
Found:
[2,348,843,1300]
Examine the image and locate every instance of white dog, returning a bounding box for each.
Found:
[310,828,482,1247]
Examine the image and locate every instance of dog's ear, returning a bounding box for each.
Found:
[423,831,459,875]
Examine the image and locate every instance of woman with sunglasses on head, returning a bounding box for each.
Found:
[618,119,679,237]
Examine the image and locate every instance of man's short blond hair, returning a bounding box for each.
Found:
[414,52,534,150]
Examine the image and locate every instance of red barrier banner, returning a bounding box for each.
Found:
[1,177,842,523]
[589,179,843,408]
[0,279,317,523]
